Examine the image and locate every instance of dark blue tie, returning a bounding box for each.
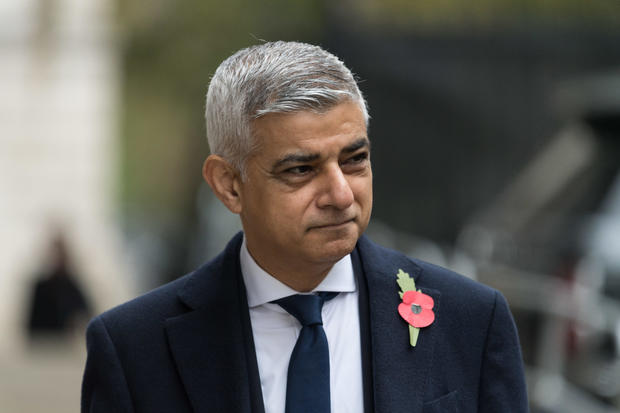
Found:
[274,292,338,413]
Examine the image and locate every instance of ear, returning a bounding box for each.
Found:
[202,155,243,214]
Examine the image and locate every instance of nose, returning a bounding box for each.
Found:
[316,165,354,210]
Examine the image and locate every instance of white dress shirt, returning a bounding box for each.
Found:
[240,238,364,413]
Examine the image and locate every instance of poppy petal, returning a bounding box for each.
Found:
[398,302,414,325]
[416,292,434,309]
[402,290,416,305]
[411,309,435,328]
[398,303,435,328]
[402,290,434,309]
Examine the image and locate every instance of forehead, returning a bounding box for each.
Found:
[251,102,367,155]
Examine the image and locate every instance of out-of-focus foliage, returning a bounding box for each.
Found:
[117,0,324,217]
[344,0,620,30]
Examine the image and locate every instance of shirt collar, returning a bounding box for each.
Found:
[240,236,356,308]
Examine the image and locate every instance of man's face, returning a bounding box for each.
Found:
[237,101,373,282]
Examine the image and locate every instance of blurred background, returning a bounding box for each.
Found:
[2,0,620,411]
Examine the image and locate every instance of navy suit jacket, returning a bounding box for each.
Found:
[82,233,528,412]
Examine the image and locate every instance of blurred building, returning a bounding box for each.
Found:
[0,0,137,410]
[0,0,133,371]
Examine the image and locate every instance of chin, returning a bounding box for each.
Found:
[311,236,358,264]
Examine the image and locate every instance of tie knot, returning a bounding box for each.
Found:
[274,292,337,326]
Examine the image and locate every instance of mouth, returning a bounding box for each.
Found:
[309,218,355,230]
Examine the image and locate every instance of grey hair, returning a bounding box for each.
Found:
[205,41,369,177]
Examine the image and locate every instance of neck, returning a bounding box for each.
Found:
[276,268,331,293]
[245,248,335,293]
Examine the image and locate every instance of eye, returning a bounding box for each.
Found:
[353,152,368,162]
[344,152,369,165]
[285,165,313,175]
[277,164,316,185]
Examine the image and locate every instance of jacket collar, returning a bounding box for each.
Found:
[356,235,441,412]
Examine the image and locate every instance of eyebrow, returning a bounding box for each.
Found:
[271,136,370,171]
[271,153,321,171]
[342,137,370,154]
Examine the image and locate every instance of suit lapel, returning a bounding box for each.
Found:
[165,233,263,413]
[357,236,441,413]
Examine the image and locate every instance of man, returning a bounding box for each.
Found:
[82,41,528,412]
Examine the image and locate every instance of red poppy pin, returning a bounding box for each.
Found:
[396,269,435,347]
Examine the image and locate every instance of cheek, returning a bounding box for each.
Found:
[351,177,373,205]
[291,184,321,208]
[242,188,277,228]
[270,191,313,225]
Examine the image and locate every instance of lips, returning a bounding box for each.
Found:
[310,218,355,230]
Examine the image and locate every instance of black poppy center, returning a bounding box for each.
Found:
[411,304,422,314]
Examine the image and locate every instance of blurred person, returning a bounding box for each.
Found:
[82,41,527,412]
[27,232,90,339]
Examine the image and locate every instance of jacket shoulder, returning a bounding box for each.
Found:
[357,235,499,307]
[92,273,192,336]
[91,232,244,335]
